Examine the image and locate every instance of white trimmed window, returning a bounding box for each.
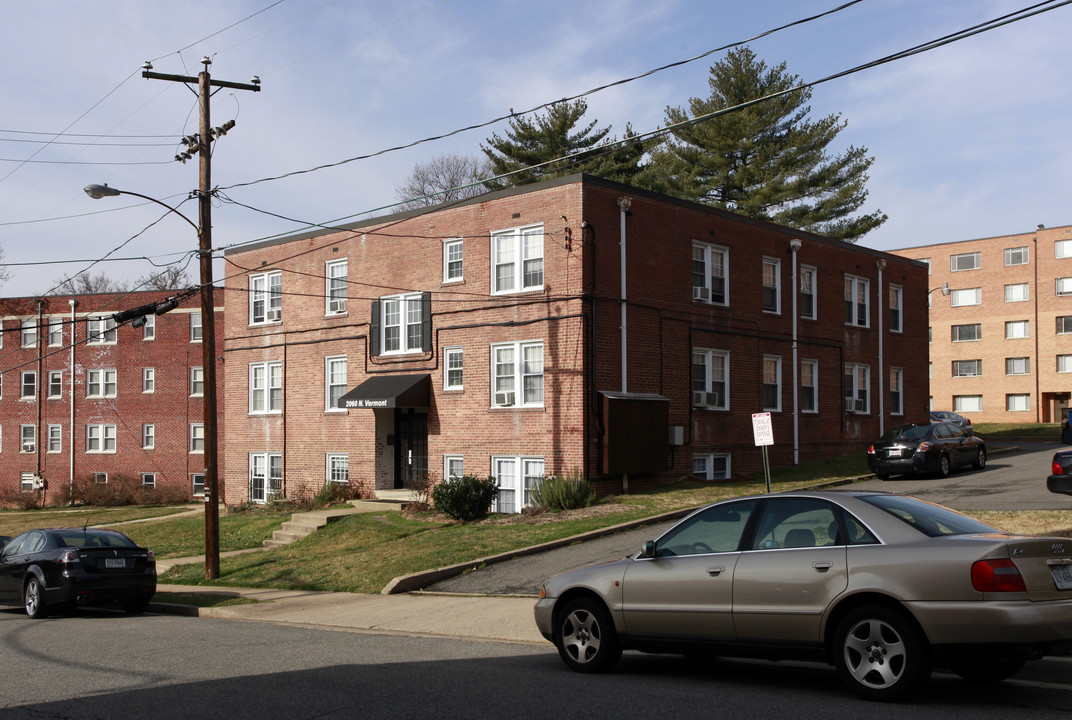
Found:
[890,367,904,415]
[190,424,205,453]
[380,293,424,355]
[844,275,870,327]
[86,424,117,453]
[1006,394,1031,412]
[143,424,155,449]
[47,425,61,453]
[48,371,62,399]
[20,425,36,453]
[1005,283,1029,302]
[326,259,348,315]
[491,340,543,408]
[1005,320,1030,339]
[21,371,36,399]
[693,453,731,480]
[143,367,155,394]
[951,324,982,342]
[192,473,205,497]
[190,312,202,342]
[491,456,544,514]
[87,316,117,345]
[143,314,156,340]
[21,318,37,348]
[1058,278,1072,297]
[1057,240,1072,259]
[691,242,728,305]
[801,359,818,413]
[327,453,349,483]
[445,455,464,480]
[492,224,544,294]
[889,285,903,332]
[1005,246,1029,266]
[953,395,983,413]
[844,363,870,414]
[250,361,283,414]
[87,369,117,398]
[93,473,108,485]
[444,346,463,390]
[800,265,816,319]
[951,252,980,271]
[48,318,62,347]
[692,348,729,410]
[762,355,781,411]
[950,288,981,307]
[190,367,204,397]
[443,239,463,283]
[1059,316,1072,335]
[1058,355,1072,373]
[952,360,982,377]
[250,270,282,324]
[249,452,283,503]
[20,473,34,493]
[1006,357,1030,375]
[142,473,156,488]
[761,258,780,313]
[326,356,347,411]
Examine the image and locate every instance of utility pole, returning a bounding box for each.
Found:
[142,57,260,579]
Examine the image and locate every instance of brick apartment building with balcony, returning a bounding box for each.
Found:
[891,224,1072,423]
[0,289,224,503]
[222,174,928,511]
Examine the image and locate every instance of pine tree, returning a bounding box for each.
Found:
[645,47,885,242]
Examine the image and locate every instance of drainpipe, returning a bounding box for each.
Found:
[876,259,886,436]
[68,299,78,504]
[36,300,44,484]
[617,197,631,494]
[789,240,801,465]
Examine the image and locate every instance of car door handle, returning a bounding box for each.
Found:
[707,566,725,576]
[813,561,833,572]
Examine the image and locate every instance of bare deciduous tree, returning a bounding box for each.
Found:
[135,266,190,290]
[51,271,127,295]
[394,153,492,211]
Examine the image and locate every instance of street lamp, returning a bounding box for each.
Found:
[84,182,222,580]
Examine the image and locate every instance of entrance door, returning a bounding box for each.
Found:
[395,411,428,489]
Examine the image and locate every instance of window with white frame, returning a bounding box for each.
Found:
[48,371,62,399]
[86,424,117,453]
[844,275,870,327]
[190,367,204,397]
[800,265,816,319]
[491,456,544,514]
[1058,278,1072,297]
[844,363,870,414]
[1006,394,1031,412]
[952,360,982,377]
[445,455,463,480]
[691,242,728,305]
[20,425,36,453]
[190,312,202,342]
[443,239,463,283]
[190,424,205,453]
[379,293,425,355]
[950,288,981,307]
[492,224,544,294]
[761,258,780,313]
[250,270,282,324]
[87,369,117,398]
[21,318,37,348]
[1005,246,1029,266]
[143,367,155,394]
[1006,357,1030,375]
[1059,316,1072,334]
[325,356,347,411]
[20,371,36,399]
[250,361,283,413]
[47,425,61,453]
[950,252,981,271]
[889,285,903,332]
[326,259,348,315]
[142,473,156,488]
[953,395,983,413]
[1005,283,1030,302]
[1005,320,1030,339]
[20,473,34,493]
[1059,355,1072,373]
[143,424,155,449]
[491,340,543,408]
[143,314,155,340]
[692,348,729,410]
[327,453,349,483]
[951,323,982,342]
[444,346,463,390]
[93,472,108,485]
[48,318,62,347]
[1057,240,1072,259]
[693,453,731,480]
[801,359,818,413]
[890,367,904,415]
[762,355,781,411]
[249,452,282,503]
[192,473,205,497]
[87,316,117,345]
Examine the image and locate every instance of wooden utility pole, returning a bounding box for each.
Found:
[142,57,260,579]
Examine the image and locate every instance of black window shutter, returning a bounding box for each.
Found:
[370,300,381,356]
[421,292,432,351]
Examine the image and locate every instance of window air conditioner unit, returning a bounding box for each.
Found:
[845,397,855,413]
[494,391,515,406]
[328,299,346,314]
[266,308,281,322]
[693,391,707,407]
[692,286,710,302]
[705,392,720,408]
[22,443,35,453]
[856,398,867,413]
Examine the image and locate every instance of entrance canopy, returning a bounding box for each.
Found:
[337,374,431,410]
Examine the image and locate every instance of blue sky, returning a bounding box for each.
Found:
[1,0,1069,297]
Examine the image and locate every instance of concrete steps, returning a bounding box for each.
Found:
[261,496,408,548]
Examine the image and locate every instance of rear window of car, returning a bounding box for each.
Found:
[880,425,929,442]
[860,494,1001,537]
[55,530,136,548]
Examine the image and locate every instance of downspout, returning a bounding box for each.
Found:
[1033,233,1041,422]
[876,259,886,436]
[68,299,78,504]
[36,300,43,485]
[789,240,801,465]
[617,197,631,493]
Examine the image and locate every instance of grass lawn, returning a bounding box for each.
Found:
[0,505,194,538]
[974,423,1062,440]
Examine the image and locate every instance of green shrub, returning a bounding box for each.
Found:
[432,475,499,522]
[530,470,595,511]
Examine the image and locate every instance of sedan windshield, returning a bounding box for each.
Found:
[861,494,1002,537]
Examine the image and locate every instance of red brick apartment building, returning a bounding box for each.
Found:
[0,290,223,503]
[891,224,1072,423]
[222,175,927,510]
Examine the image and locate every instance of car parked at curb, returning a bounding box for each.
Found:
[0,527,156,618]
[867,422,986,480]
[534,491,1072,702]
[1047,449,1072,497]
[929,410,973,435]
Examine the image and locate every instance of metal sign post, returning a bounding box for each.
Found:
[752,412,774,493]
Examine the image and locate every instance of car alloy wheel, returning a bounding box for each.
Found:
[24,577,48,619]
[554,597,621,673]
[834,605,930,701]
[937,453,951,478]
[973,448,987,470]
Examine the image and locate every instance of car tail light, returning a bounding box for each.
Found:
[147,550,155,561]
[972,558,1027,592]
[1053,458,1066,476]
[916,441,932,453]
[867,444,875,455]
[58,550,78,565]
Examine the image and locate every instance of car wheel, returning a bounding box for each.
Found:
[972,448,987,470]
[951,657,1025,684]
[936,453,951,478]
[553,597,621,673]
[834,605,931,702]
[24,577,48,619]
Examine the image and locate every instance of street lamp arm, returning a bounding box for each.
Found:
[83,184,199,233]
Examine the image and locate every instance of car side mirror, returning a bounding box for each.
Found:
[639,540,656,558]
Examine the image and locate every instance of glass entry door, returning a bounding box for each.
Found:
[395,411,428,489]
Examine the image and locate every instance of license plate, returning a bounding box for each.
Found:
[104,558,127,569]
[886,448,901,457]
[1052,566,1072,591]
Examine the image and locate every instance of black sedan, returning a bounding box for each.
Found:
[868,422,987,480]
[1048,449,1072,497]
[0,528,156,618]
[929,410,973,435]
